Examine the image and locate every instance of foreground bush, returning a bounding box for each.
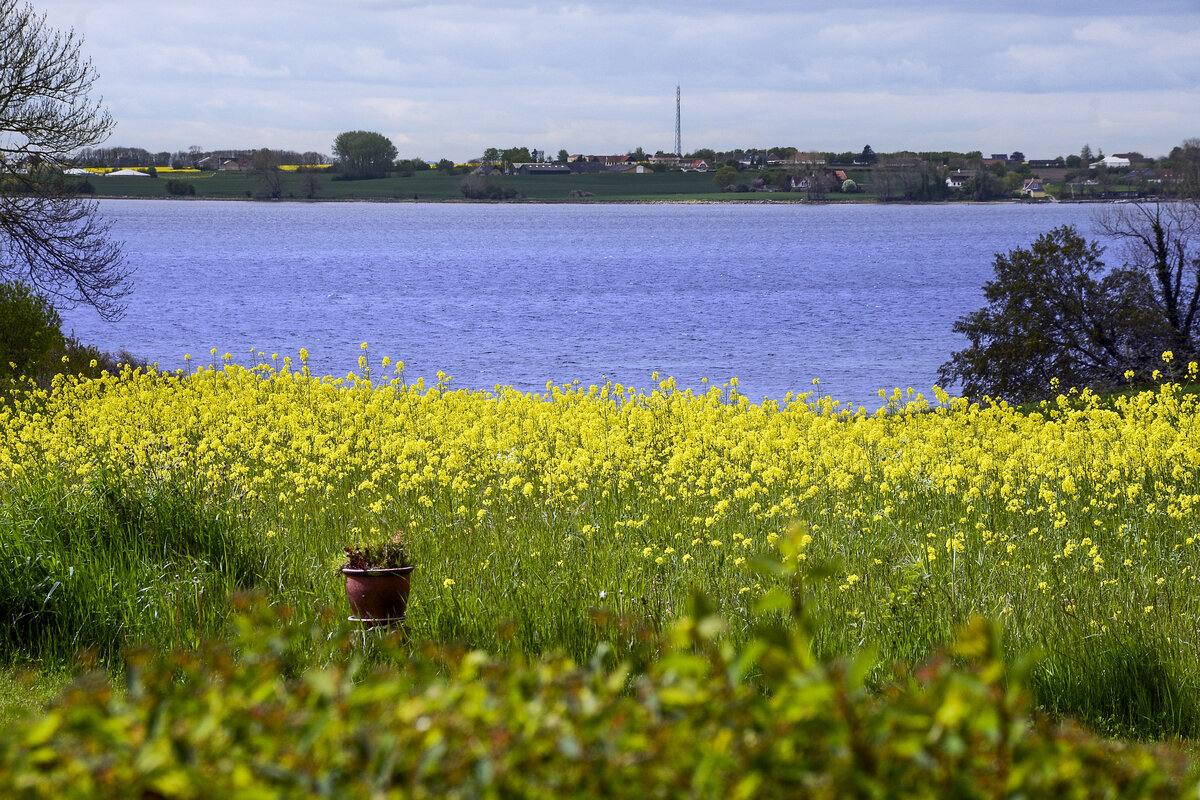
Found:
[1,595,1193,799]
[4,355,1200,735]
[0,280,63,385]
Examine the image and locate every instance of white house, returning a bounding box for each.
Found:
[1090,155,1131,169]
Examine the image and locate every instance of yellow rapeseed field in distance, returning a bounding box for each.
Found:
[3,349,1200,671]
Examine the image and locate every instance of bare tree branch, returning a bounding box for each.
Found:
[0,0,128,319]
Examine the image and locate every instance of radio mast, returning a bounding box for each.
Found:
[674,85,682,158]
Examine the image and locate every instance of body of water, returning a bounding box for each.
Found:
[59,200,1114,408]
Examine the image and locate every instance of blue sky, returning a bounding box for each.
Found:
[36,0,1200,161]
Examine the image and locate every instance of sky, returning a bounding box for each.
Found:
[33,0,1200,162]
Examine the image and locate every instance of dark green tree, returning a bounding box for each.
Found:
[332,131,397,179]
[712,165,738,191]
[0,279,63,383]
[938,226,1160,400]
[501,147,532,165]
[251,148,283,199]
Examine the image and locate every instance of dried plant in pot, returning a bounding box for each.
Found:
[342,532,415,626]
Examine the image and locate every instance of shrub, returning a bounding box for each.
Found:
[459,175,518,200]
[0,280,64,385]
[164,179,196,196]
[0,598,1194,797]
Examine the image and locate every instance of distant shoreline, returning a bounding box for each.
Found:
[89,194,1129,206]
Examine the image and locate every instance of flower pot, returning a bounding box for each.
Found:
[342,565,415,626]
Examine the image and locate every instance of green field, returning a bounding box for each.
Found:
[81,169,874,202]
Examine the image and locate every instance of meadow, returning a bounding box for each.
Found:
[80,169,868,202]
[3,349,1200,744]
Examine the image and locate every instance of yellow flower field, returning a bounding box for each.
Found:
[3,351,1200,732]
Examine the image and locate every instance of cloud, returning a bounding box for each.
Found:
[34,0,1200,158]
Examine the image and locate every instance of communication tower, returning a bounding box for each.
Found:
[674,85,682,157]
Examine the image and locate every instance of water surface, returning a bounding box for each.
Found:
[59,200,1111,408]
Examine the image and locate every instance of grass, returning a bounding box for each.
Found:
[4,360,1200,739]
[79,169,877,202]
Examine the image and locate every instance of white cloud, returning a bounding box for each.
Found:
[30,0,1200,159]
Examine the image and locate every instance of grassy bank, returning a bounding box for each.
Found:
[4,354,1200,738]
[79,169,871,202]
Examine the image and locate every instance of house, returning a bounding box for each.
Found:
[946,170,976,189]
[513,163,571,175]
[679,159,710,172]
[566,161,612,174]
[1020,178,1046,198]
[607,163,653,174]
[792,152,826,166]
[570,154,633,165]
[1090,155,1131,169]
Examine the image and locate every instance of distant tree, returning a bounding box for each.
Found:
[1065,154,1082,169]
[628,146,647,161]
[859,145,876,164]
[1167,138,1200,197]
[164,179,195,196]
[332,130,397,179]
[482,147,501,163]
[1080,144,1094,165]
[555,149,569,163]
[300,173,321,199]
[501,147,531,166]
[251,148,283,199]
[712,165,738,191]
[459,175,517,200]
[436,158,456,175]
[1009,151,1025,164]
[0,0,128,319]
[966,170,1006,201]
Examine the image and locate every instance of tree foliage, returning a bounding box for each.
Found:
[0,0,128,319]
[939,210,1200,401]
[251,147,282,199]
[0,278,62,382]
[331,130,397,179]
[712,165,738,191]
